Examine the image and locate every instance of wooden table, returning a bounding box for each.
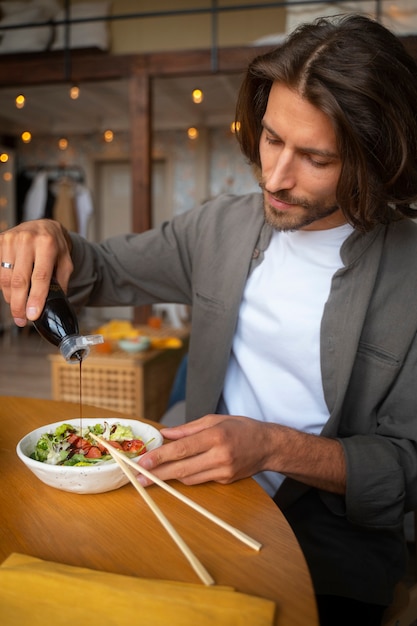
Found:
[49,324,189,421]
[0,396,319,626]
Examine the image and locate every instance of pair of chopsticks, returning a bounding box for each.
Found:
[90,433,262,586]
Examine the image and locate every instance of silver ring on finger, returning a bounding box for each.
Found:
[1,261,14,269]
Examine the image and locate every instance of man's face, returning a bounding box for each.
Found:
[259,82,344,231]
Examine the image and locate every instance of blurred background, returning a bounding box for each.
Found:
[0,0,415,408]
[0,0,415,327]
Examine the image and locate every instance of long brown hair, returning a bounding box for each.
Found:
[236,14,417,232]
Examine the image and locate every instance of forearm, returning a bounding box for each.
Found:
[148,414,347,493]
[265,423,346,494]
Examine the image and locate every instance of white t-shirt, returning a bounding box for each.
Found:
[219,223,353,495]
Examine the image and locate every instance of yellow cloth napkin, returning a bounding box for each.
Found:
[0,553,276,626]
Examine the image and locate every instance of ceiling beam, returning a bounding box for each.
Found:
[0,45,274,87]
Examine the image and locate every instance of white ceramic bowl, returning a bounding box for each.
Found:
[16,417,163,495]
[118,337,150,353]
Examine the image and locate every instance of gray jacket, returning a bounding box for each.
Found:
[68,192,417,532]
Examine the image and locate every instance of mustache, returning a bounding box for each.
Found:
[258,182,311,209]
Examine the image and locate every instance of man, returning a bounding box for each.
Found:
[2,15,417,625]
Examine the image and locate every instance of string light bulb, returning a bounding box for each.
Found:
[0,153,9,163]
[58,137,68,150]
[103,129,114,143]
[69,85,80,100]
[21,131,32,143]
[187,127,199,140]
[230,121,241,134]
[192,89,203,104]
[15,94,25,109]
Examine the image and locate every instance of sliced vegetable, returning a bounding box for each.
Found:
[30,421,152,467]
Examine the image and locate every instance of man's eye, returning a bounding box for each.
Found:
[265,136,280,145]
[307,156,330,168]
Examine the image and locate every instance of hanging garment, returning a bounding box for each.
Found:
[75,183,94,238]
[22,170,48,222]
[52,178,78,232]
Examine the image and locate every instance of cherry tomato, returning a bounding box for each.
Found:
[77,437,92,451]
[108,441,123,450]
[85,446,102,458]
[122,439,146,454]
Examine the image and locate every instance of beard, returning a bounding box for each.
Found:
[259,183,341,232]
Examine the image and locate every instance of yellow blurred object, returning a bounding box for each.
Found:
[94,319,141,341]
[150,337,183,350]
[0,554,276,626]
[92,321,186,351]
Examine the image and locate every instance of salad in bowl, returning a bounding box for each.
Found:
[31,421,150,466]
[17,417,163,494]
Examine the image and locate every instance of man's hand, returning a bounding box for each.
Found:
[137,413,346,493]
[0,219,73,326]
[138,414,272,486]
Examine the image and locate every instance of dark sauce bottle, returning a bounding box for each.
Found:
[33,277,103,362]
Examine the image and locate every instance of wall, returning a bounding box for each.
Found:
[16,124,258,234]
[101,0,286,54]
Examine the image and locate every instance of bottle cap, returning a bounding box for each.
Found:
[59,334,104,362]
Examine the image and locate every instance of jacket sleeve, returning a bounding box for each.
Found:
[66,193,264,310]
[336,329,417,529]
[66,213,198,308]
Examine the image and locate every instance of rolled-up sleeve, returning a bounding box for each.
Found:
[340,435,412,528]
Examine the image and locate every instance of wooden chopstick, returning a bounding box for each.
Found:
[91,433,262,552]
[93,435,215,586]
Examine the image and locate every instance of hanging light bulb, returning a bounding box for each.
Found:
[187,127,199,140]
[58,137,68,150]
[69,85,80,100]
[192,89,204,104]
[21,131,32,143]
[15,94,25,109]
[103,129,114,143]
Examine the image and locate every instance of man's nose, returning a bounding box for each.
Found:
[264,152,296,191]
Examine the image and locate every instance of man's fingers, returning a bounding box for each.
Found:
[0,220,73,325]
[160,414,223,440]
